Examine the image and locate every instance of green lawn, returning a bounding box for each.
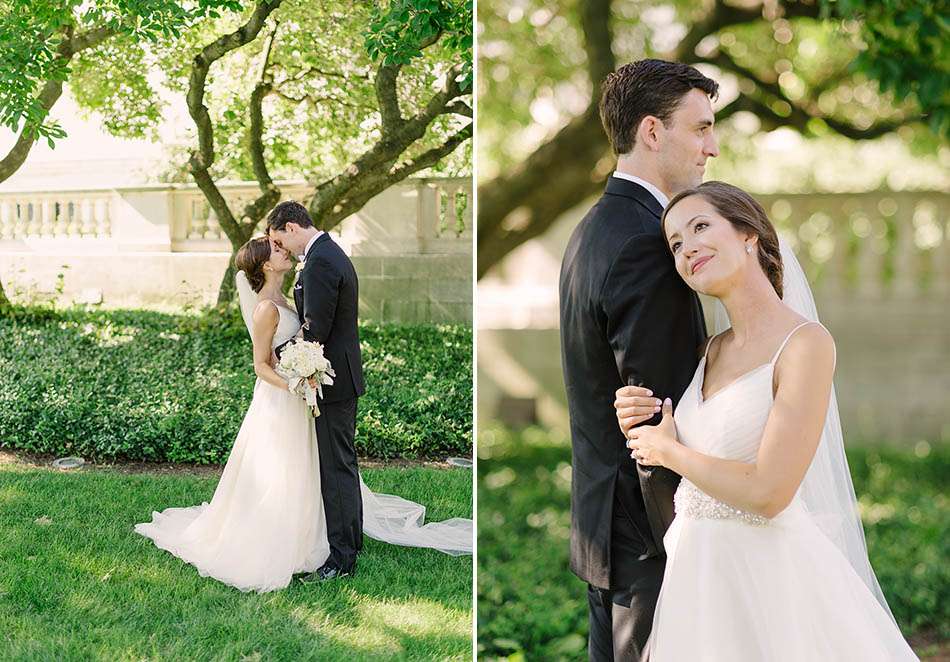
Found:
[0,462,473,661]
[476,426,949,660]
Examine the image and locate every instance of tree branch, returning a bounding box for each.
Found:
[671,0,820,61]
[403,63,466,136]
[477,0,614,277]
[269,87,369,111]
[306,56,471,229]
[442,100,472,117]
[373,27,446,133]
[581,0,616,97]
[67,26,116,54]
[375,62,403,131]
[186,0,283,244]
[703,49,919,139]
[308,122,471,229]
[273,64,371,89]
[389,122,473,180]
[477,107,610,278]
[244,23,281,225]
[0,24,116,182]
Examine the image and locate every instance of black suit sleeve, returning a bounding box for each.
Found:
[602,233,687,556]
[302,256,341,345]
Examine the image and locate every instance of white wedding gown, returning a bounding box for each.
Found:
[135,301,472,593]
[646,322,917,661]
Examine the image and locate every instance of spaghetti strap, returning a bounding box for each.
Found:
[701,332,722,362]
[770,321,820,365]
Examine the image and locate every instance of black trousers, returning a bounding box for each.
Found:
[587,558,664,662]
[313,397,363,571]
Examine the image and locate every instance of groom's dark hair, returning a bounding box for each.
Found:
[599,59,718,155]
[266,200,315,233]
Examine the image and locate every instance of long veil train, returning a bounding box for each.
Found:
[236,270,472,556]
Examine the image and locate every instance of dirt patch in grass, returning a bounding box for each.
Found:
[0,449,469,476]
[908,630,950,661]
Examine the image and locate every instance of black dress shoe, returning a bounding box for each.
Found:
[298,564,352,583]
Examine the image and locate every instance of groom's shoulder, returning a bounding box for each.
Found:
[309,236,351,264]
[569,194,659,260]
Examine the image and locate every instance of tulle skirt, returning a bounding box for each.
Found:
[647,502,918,661]
[135,379,330,593]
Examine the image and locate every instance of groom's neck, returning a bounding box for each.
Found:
[299,227,320,252]
[615,156,670,198]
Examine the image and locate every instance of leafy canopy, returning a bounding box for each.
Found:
[821,0,950,137]
[66,0,471,182]
[0,0,240,146]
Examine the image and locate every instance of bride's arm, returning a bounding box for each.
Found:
[252,302,291,391]
[628,324,836,518]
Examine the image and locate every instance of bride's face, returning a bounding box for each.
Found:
[664,194,754,297]
[265,241,293,274]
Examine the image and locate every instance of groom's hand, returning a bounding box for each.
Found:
[615,385,663,436]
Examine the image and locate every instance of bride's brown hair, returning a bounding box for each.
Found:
[235,236,272,293]
[661,181,784,298]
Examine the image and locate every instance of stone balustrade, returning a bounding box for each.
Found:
[0,177,472,253]
[0,192,113,240]
[0,177,473,322]
[759,191,949,299]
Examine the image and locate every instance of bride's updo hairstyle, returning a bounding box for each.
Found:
[662,181,784,299]
[235,236,271,293]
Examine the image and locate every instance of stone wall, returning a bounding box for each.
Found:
[0,178,472,324]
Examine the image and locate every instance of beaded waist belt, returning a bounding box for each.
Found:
[674,480,769,526]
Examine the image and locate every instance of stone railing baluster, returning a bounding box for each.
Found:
[890,196,917,298]
[0,199,11,240]
[459,183,473,240]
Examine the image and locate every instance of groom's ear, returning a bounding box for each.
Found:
[637,115,662,152]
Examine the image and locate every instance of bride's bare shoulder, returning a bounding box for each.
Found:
[252,299,280,326]
[778,322,836,376]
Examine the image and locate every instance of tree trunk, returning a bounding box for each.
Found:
[217,258,239,307]
[184,0,284,306]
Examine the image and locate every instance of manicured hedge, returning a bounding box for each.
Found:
[0,305,472,463]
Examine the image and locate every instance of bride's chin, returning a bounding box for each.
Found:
[686,276,722,298]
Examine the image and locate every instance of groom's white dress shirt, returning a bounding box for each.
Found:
[611,170,669,209]
[298,231,325,262]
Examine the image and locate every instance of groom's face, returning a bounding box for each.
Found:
[656,89,719,194]
[268,223,306,256]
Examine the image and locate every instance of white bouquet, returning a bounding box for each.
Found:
[276,339,335,417]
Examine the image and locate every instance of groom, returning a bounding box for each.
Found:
[558,59,719,660]
[267,201,365,581]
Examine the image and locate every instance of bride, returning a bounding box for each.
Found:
[619,182,917,660]
[135,236,472,593]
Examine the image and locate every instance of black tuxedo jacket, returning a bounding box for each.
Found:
[288,233,365,403]
[559,176,706,589]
